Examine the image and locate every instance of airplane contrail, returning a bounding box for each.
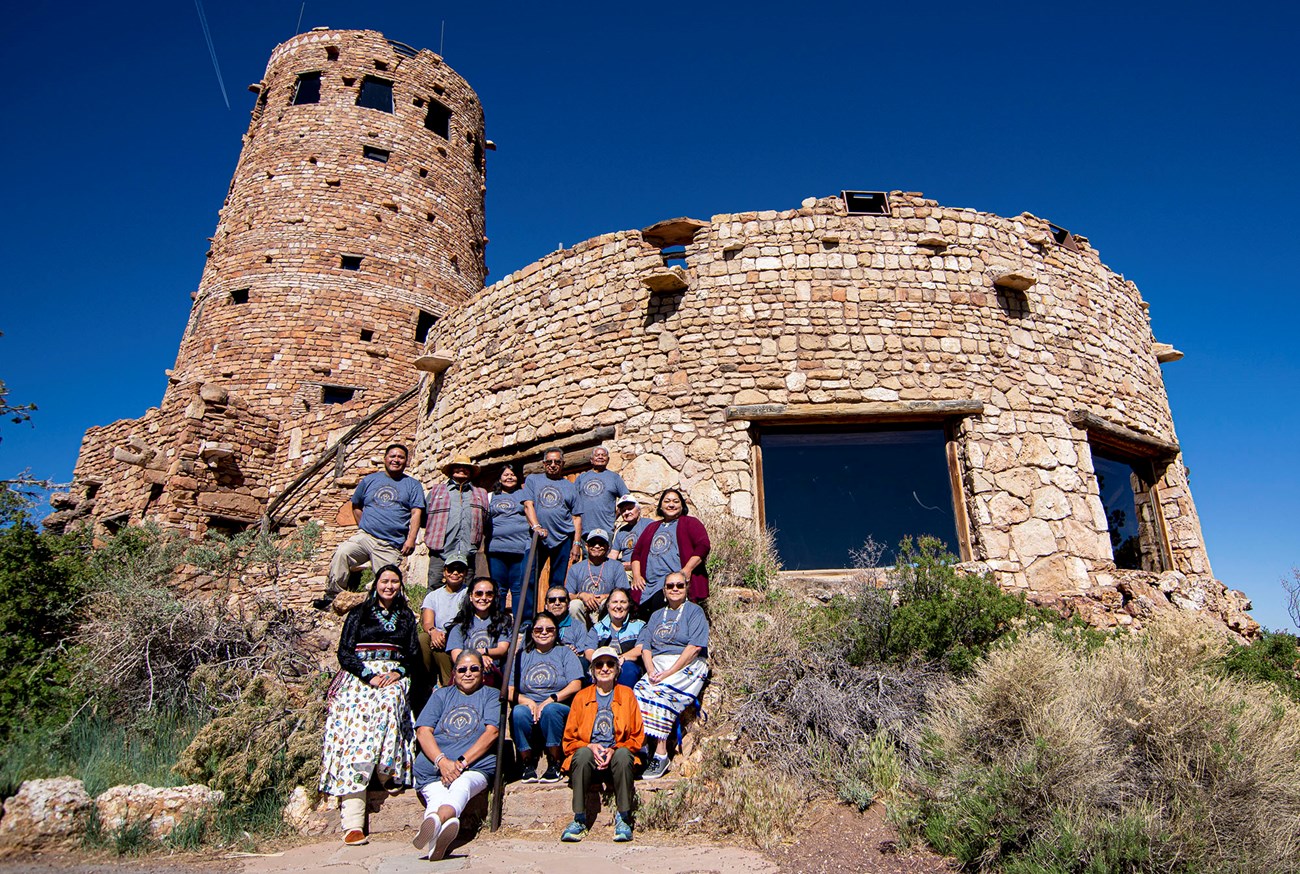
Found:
[193,0,231,109]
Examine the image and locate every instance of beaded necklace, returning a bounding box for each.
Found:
[372,603,399,632]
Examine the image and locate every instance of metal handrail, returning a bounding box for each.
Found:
[260,384,420,532]
[489,530,541,831]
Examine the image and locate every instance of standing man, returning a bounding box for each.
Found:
[565,529,628,627]
[522,448,581,590]
[322,443,425,603]
[573,447,629,547]
[425,455,489,591]
[608,496,650,574]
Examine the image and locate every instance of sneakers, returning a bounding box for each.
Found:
[412,813,440,850]
[538,764,564,784]
[560,819,588,842]
[342,827,368,846]
[613,811,634,842]
[519,762,540,783]
[641,754,670,780]
[428,816,459,861]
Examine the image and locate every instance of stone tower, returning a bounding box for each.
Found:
[171,28,486,411]
[53,30,487,581]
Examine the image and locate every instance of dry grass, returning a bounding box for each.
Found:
[917,614,1300,872]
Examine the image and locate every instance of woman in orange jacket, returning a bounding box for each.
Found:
[559,646,645,843]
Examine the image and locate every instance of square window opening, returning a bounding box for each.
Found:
[661,245,687,267]
[360,329,374,342]
[842,190,889,216]
[374,60,388,71]
[415,310,438,343]
[356,77,393,112]
[229,288,250,304]
[292,71,321,105]
[758,423,960,569]
[207,515,251,537]
[321,385,356,405]
[326,46,339,61]
[363,145,390,163]
[340,255,363,270]
[425,100,452,139]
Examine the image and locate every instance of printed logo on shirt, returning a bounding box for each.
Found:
[581,479,605,497]
[469,630,492,653]
[440,702,479,740]
[524,661,558,693]
[538,486,563,509]
[650,531,672,555]
[491,496,517,513]
[592,709,615,740]
[374,485,398,506]
[653,621,675,643]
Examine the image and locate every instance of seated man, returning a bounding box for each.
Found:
[564,529,627,628]
[419,553,470,687]
[560,646,644,843]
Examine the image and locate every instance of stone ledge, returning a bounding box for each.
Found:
[725,399,985,422]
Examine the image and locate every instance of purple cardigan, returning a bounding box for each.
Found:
[630,515,711,602]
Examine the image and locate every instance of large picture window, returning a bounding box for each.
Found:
[1091,448,1165,572]
[758,424,961,569]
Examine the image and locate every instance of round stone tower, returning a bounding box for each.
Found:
[169,28,487,412]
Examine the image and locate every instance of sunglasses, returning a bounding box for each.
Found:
[546,596,568,603]
[592,660,618,670]
[543,459,562,466]
[533,627,556,634]
[455,665,483,674]
[472,590,494,597]
[665,582,687,590]
[445,567,466,574]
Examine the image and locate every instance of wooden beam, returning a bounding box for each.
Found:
[725,399,985,423]
[1067,410,1179,459]
[476,425,616,467]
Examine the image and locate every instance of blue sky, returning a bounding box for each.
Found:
[2,1,1296,630]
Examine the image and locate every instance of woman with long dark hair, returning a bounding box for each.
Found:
[446,577,512,688]
[486,465,532,618]
[320,565,422,845]
[507,612,583,783]
[630,488,711,619]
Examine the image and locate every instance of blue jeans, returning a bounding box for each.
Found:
[537,536,574,593]
[511,701,570,753]
[490,552,531,619]
[617,660,643,689]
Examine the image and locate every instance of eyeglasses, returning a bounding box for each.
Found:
[543,459,562,466]
[472,590,494,598]
[546,596,568,603]
[592,661,617,670]
[665,582,687,590]
[533,627,556,635]
[445,568,466,575]
[455,665,483,674]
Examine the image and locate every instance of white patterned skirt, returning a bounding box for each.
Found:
[319,649,415,797]
[634,654,709,741]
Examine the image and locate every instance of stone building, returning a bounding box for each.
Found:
[54,29,1255,635]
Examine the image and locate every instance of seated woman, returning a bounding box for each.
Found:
[630,488,711,619]
[319,565,422,846]
[633,571,710,780]
[446,577,512,687]
[410,650,500,861]
[560,646,645,843]
[508,612,583,784]
[587,588,645,688]
[544,584,594,663]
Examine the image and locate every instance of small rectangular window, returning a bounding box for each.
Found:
[292,72,321,105]
[842,191,889,216]
[321,385,356,404]
[356,77,394,112]
[363,146,390,163]
[230,288,249,304]
[415,310,437,343]
[425,100,452,139]
[360,329,374,342]
[340,255,362,270]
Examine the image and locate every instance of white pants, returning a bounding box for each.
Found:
[420,770,488,818]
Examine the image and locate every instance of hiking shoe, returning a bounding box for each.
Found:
[412,813,440,850]
[560,819,588,842]
[538,764,564,784]
[519,763,540,783]
[428,816,459,860]
[613,811,633,842]
[641,754,670,780]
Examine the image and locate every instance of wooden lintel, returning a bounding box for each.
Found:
[725,399,985,423]
[1067,410,1179,459]
[476,425,617,467]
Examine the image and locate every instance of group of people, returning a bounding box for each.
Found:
[316,443,713,859]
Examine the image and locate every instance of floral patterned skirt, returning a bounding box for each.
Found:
[319,657,415,796]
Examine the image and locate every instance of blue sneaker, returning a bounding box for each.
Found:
[561,819,588,842]
[613,811,633,842]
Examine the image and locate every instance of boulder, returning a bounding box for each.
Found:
[0,778,93,853]
[95,784,224,839]
[282,786,331,836]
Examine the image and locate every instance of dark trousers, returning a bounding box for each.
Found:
[537,537,574,591]
[490,552,532,619]
[569,746,636,816]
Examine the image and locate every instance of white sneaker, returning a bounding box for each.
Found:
[412,813,441,850]
[429,816,460,860]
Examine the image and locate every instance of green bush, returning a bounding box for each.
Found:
[1221,630,1300,703]
[702,512,782,590]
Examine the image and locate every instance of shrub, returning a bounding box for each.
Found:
[701,512,782,590]
[1221,629,1300,703]
[912,617,1300,872]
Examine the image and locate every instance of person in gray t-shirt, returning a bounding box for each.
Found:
[420,554,470,687]
[573,447,629,539]
[565,529,628,627]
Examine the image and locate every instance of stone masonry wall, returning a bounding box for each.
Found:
[412,192,1255,635]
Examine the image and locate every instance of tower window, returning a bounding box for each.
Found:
[842,191,889,216]
[230,288,249,304]
[292,72,321,105]
[425,100,452,139]
[340,255,362,270]
[363,146,390,163]
[326,46,339,61]
[356,77,394,112]
[321,385,356,404]
[360,329,374,342]
[416,310,437,343]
